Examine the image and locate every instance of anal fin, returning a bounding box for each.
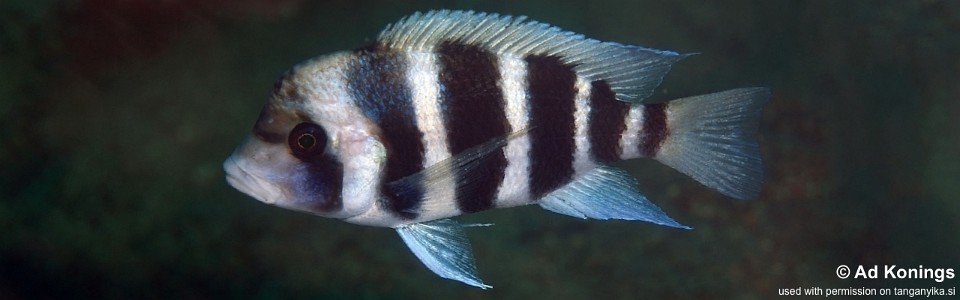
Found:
[539,165,690,229]
[395,218,491,289]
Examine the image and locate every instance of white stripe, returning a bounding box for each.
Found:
[620,105,645,160]
[405,52,459,220]
[495,55,532,208]
[297,52,398,227]
[572,78,594,175]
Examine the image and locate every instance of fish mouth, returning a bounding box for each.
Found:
[223,155,283,204]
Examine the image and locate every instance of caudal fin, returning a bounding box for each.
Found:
[655,88,770,200]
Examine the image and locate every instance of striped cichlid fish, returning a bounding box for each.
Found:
[223,10,769,288]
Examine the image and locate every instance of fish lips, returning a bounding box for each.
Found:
[223,155,284,205]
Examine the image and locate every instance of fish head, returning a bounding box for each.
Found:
[224,53,384,220]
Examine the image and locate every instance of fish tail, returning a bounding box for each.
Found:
[654,88,770,200]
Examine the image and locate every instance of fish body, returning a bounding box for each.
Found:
[223,10,769,288]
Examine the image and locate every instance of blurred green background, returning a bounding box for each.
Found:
[2,0,958,299]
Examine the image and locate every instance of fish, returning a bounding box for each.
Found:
[223,10,769,288]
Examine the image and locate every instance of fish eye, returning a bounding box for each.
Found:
[288,122,327,158]
[297,134,316,149]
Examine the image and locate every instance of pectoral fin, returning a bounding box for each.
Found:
[389,128,530,213]
[395,218,491,289]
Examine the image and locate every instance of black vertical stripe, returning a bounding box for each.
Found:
[525,54,577,199]
[437,41,508,213]
[348,48,423,219]
[297,155,344,213]
[588,80,630,163]
[639,103,668,157]
[286,122,343,213]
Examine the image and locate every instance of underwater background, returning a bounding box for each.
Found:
[2,0,958,299]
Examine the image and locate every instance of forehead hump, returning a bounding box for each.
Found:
[251,106,287,144]
[251,68,316,144]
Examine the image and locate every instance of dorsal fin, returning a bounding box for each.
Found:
[377,10,686,103]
